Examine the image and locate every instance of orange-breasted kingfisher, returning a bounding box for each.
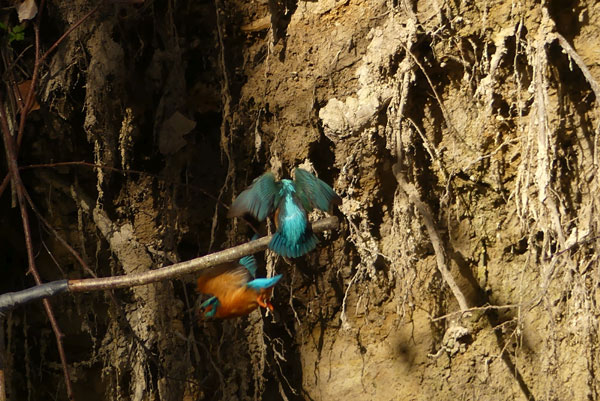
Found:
[196,255,282,319]
[228,168,341,258]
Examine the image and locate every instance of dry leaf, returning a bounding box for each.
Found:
[14,80,40,114]
[158,111,196,155]
[17,0,37,22]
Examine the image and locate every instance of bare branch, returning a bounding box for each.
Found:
[68,216,339,292]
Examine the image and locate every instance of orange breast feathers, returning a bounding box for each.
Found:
[197,265,267,319]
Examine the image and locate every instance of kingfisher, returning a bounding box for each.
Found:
[196,255,282,319]
[228,168,341,258]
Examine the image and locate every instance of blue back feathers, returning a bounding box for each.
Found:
[269,187,318,257]
[277,182,307,242]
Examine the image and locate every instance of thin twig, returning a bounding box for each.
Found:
[21,185,96,278]
[0,369,5,401]
[392,164,469,312]
[559,235,600,259]
[39,1,105,64]
[0,4,136,398]
[210,0,235,251]
[0,315,5,401]
[0,99,74,400]
[552,33,600,102]
[16,22,40,150]
[400,43,468,147]
[0,174,8,199]
[430,303,523,322]
[0,1,105,200]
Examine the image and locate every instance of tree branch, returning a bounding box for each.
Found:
[68,216,339,292]
[0,216,339,309]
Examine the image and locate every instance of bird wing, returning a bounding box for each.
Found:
[238,255,258,278]
[197,264,250,296]
[197,262,238,278]
[293,168,341,212]
[227,172,280,221]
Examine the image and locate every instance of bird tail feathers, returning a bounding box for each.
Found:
[269,231,318,258]
[246,274,283,290]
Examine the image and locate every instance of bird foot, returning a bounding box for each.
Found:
[257,296,274,311]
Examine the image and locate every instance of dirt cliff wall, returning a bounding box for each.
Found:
[2,0,600,400]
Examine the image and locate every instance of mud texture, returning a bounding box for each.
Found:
[2,0,600,400]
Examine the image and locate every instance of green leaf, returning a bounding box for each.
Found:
[12,24,26,34]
